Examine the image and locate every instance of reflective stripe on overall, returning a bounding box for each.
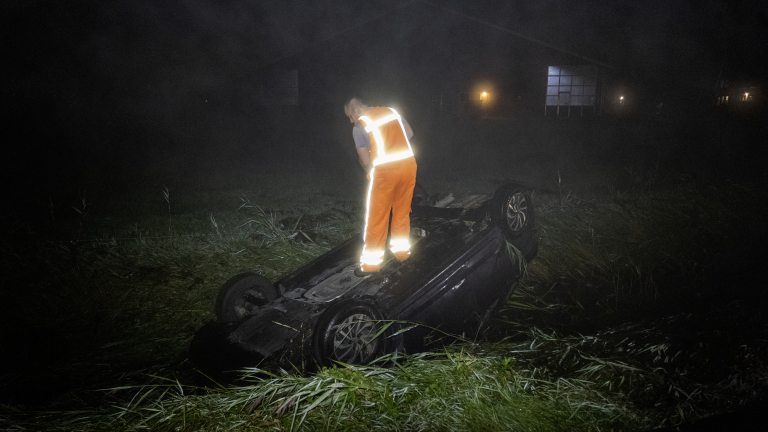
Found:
[358,107,416,269]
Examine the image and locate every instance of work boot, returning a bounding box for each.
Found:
[393,251,410,262]
[354,264,380,277]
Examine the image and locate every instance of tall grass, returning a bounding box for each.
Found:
[0,182,361,408]
[2,167,766,431]
[507,172,743,331]
[5,350,647,432]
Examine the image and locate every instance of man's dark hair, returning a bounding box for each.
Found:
[344,96,365,111]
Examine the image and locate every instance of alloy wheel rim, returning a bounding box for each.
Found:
[505,193,528,232]
[234,289,265,318]
[333,313,380,364]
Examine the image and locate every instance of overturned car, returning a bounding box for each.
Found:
[190,183,537,379]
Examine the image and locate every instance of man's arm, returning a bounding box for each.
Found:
[357,147,371,172]
[404,121,413,140]
[352,122,372,174]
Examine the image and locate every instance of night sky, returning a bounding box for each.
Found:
[3,0,767,194]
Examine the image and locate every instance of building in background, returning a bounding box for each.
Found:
[250,2,615,120]
[545,65,605,117]
[716,79,762,111]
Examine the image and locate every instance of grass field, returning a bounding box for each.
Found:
[2,115,768,431]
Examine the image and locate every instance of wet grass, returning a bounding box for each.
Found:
[0,168,364,407]
[2,159,768,431]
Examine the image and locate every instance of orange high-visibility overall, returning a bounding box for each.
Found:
[358,107,417,272]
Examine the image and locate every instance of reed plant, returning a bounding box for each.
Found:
[1,166,766,431]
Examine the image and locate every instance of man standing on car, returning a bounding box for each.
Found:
[344,97,417,274]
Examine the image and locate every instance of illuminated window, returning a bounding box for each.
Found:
[546,66,598,107]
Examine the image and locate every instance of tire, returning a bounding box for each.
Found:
[313,299,390,368]
[215,272,278,323]
[491,183,535,243]
[412,183,428,207]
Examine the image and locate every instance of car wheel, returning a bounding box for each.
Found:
[491,183,535,242]
[313,300,389,367]
[412,183,428,207]
[215,272,278,323]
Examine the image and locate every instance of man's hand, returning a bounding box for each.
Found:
[357,147,372,174]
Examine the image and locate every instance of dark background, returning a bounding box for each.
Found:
[3,0,767,203]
